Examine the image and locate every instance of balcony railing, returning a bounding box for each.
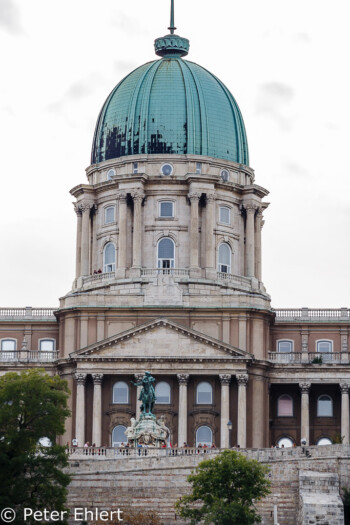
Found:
[268,352,345,364]
[141,268,190,277]
[0,350,58,363]
[0,307,56,318]
[216,271,252,287]
[67,446,220,458]
[82,272,115,285]
[274,308,350,321]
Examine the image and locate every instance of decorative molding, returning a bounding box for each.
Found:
[79,200,95,212]
[237,374,249,386]
[299,382,311,393]
[206,193,216,202]
[92,373,103,385]
[244,204,258,215]
[75,373,87,385]
[177,374,190,385]
[73,202,82,216]
[219,374,231,385]
[187,192,201,203]
[116,192,127,203]
[340,383,350,394]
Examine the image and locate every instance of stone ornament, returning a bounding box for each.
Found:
[299,383,311,393]
[237,374,249,386]
[340,383,350,393]
[92,373,103,385]
[75,373,87,385]
[219,374,231,385]
[177,374,190,384]
[187,192,201,203]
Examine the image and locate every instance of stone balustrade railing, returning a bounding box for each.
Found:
[0,307,56,318]
[268,352,346,364]
[274,308,350,321]
[67,446,220,459]
[0,350,58,363]
[141,268,190,277]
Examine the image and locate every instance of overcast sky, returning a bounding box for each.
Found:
[0,0,349,308]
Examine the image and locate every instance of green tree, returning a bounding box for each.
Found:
[175,450,271,525]
[0,369,71,525]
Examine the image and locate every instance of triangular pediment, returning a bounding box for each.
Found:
[70,318,252,362]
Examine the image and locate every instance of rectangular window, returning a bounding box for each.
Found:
[196,162,202,174]
[133,162,138,174]
[105,206,115,224]
[40,340,55,351]
[278,341,293,353]
[1,340,16,351]
[219,207,230,224]
[159,201,174,218]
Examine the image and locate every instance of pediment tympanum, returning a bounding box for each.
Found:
[70,318,252,362]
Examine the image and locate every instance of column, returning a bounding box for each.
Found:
[132,191,144,268]
[92,374,103,446]
[74,203,82,279]
[188,193,200,269]
[237,374,248,448]
[75,373,87,447]
[177,374,189,446]
[80,201,93,276]
[254,208,263,281]
[135,373,144,420]
[117,192,128,272]
[96,315,105,342]
[244,204,256,278]
[238,316,247,352]
[300,383,311,445]
[205,193,216,269]
[219,374,231,448]
[340,383,350,444]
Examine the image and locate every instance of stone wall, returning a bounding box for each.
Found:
[66,445,350,525]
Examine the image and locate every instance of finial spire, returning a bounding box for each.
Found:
[168,0,176,34]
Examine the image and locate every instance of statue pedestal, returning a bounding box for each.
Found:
[126,414,169,447]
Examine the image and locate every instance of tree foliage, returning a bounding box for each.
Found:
[175,450,271,525]
[0,369,71,524]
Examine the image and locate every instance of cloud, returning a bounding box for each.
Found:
[294,32,311,44]
[256,82,295,129]
[47,78,98,114]
[0,0,21,34]
[284,160,309,178]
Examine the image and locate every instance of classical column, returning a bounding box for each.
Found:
[188,193,200,269]
[132,191,144,268]
[92,374,103,446]
[205,193,216,269]
[300,383,311,445]
[237,374,248,448]
[74,203,82,279]
[340,383,350,444]
[219,374,231,448]
[117,192,128,271]
[177,374,189,446]
[244,204,256,278]
[254,208,263,281]
[80,201,94,276]
[135,373,144,420]
[75,373,87,446]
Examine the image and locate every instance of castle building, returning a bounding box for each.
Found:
[1,6,349,451]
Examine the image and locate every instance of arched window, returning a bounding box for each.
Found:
[317,395,333,417]
[277,394,293,417]
[196,426,213,447]
[219,207,230,225]
[1,339,16,360]
[103,243,116,272]
[105,206,116,224]
[316,437,332,446]
[277,340,293,353]
[113,381,129,404]
[277,436,294,448]
[196,382,213,404]
[317,340,333,362]
[218,243,231,273]
[157,238,175,269]
[155,382,171,404]
[112,425,127,447]
[39,339,55,351]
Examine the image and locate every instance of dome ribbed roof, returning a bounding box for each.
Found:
[91,56,249,166]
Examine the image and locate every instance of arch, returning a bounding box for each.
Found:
[103,242,116,272]
[218,243,231,273]
[112,425,127,447]
[157,237,175,269]
[196,382,213,404]
[276,436,294,448]
[113,381,129,404]
[316,436,333,446]
[155,382,171,404]
[277,394,293,417]
[196,426,213,447]
[317,394,333,417]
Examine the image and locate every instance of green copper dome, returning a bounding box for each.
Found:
[91,41,249,165]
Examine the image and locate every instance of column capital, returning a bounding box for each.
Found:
[134,373,144,382]
[187,192,201,203]
[75,373,87,385]
[92,373,103,385]
[237,374,249,386]
[73,202,82,216]
[219,374,231,385]
[299,382,311,393]
[340,383,350,393]
[177,374,190,385]
[116,191,128,203]
[131,190,145,202]
[244,203,258,215]
[79,200,95,212]
[206,192,216,202]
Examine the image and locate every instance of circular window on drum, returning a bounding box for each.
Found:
[220,169,230,182]
[161,163,174,176]
[107,168,116,180]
